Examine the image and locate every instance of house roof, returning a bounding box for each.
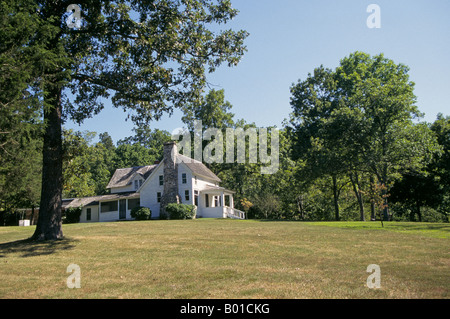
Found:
[106,145,221,193]
[106,165,157,189]
[177,154,221,182]
[63,192,139,208]
[201,185,235,194]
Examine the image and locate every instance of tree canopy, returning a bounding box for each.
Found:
[1,3,448,229]
[288,52,440,221]
[1,0,248,239]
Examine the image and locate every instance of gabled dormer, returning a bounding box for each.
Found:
[107,165,157,194]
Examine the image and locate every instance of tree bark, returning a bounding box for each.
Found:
[332,175,340,221]
[297,195,305,220]
[31,86,64,241]
[381,187,390,221]
[381,161,390,221]
[416,200,422,222]
[369,175,376,221]
[350,173,365,221]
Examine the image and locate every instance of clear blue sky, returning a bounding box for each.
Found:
[65,0,450,144]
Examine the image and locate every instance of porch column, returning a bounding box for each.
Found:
[220,191,225,207]
[220,191,225,218]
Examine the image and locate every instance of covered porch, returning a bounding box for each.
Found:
[64,192,141,223]
[197,185,246,219]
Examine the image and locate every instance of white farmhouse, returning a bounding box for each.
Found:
[63,141,245,222]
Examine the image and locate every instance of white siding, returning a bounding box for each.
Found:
[80,205,99,223]
[139,164,164,218]
[178,163,193,205]
[80,199,139,223]
[99,212,118,221]
[202,207,225,218]
[137,161,226,219]
[99,209,119,222]
[110,184,134,194]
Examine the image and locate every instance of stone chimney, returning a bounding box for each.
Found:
[160,141,181,218]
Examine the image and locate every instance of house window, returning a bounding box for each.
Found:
[214,196,219,207]
[86,208,91,221]
[159,175,164,186]
[134,180,139,190]
[101,201,118,213]
[205,194,209,208]
[157,192,161,203]
[185,190,190,201]
[182,173,187,184]
[128,198,140,211]
[139,179,143,187]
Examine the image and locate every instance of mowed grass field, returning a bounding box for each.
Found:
[0,219,448,299]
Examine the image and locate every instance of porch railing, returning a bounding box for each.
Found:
[224,206,246,220]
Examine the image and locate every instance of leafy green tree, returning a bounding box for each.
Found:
[389,171,440,222]
[98,132,115,151]
[113,143,157,169]
[182,89,235,130]
[5,0,248,240]
[62,129,98,198]
[390,114,450,222]
[335,52,439,220]
[289,52,440,221]
[91,137,116,195]
[0,127,42,221]
[288,65,348,220]
[430,114,450,219]
[0,0,45,220]
[118,127,171,161]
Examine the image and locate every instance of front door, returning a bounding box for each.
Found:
[119,199,126,219]
[194,190,199,206]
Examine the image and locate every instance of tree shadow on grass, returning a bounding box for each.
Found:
[0,237,78,258]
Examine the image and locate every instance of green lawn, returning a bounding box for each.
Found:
[0,219,448,299]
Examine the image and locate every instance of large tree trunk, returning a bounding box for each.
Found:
[332,175,340,221]
[381,186,390,221]
[350,173,365,221]
[297,195,305,220]
[369,175,377,221]
[31,86,64,241]
[381,160,390,222]
[416,200,422,222]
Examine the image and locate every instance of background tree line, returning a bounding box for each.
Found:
[1,84,449,225]
[0,5,450,229]
[1,0,249,238]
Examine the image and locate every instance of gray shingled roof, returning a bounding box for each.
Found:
[63,192,139,208]
[202,184,235,194]
[106,153,220,191]
[106,165,157,189]
[177,154,221,182]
